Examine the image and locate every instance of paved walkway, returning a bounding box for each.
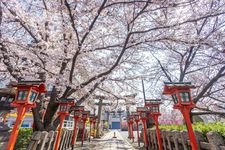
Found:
[74,130,137,150]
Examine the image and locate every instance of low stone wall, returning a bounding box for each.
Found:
[0,123,10,149]
[0,131,10,149]
[147,129,225,150]
[27,128,78,150]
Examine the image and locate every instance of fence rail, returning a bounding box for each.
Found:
[27,128,78,150]
[147,129,225,150]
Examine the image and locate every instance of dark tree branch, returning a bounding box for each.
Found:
[104,1,149,9]
[67,33,132,96]
[42,0,48,10]
[67,0,107,84]
[131,10,225,35]
[75,77,106,106]
[208,96,225,104]
[2,2,39,42]
[64,0,80,45]
[194,65,225,103]
[152,54,173,82]
[80,0,107,47]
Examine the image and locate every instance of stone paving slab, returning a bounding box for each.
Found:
[73,130,137,150]
[118,130,146,150]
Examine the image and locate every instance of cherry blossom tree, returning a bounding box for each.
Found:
[1,0,225,130]
[143,0,225,119]
[1,0,183,130]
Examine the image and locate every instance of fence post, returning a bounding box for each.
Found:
[172,131,180,150]
[207,131,225,150]
[0,123,10,150]
[161,130,167,150]
[165,130,172,150]
[46,131,55,150]
[180,131,189,150]
[39,131,48,150]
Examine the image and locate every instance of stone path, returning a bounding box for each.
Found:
[73,130,137,150]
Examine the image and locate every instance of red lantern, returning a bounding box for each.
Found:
[163,82,195,109]
[127,115,134,142]
[93,116,98,137]
[71,105,84,148]
[89,114,95,142]
[72,106,84,118]
[7,80,46,150]
[137,107,147,120]
[145,99,163,150]
[131,112,140,147]
[54,98,75,150]
[81,111,90,146]
[137,107,148,148]
[163,82,198,150]
[57,98,75,115]
[145,99,162,115]
[11,81,46,107]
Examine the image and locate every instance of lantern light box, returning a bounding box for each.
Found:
[57,98,75,114]
[163,82,195,109]
[71,106,85,117]
[11,80,46,107]
[145,99,162,114]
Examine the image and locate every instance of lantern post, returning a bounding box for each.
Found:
[92,116,97,138]
[132,112,140,147]
[127,115,134,142]
[81,111,90,146]
[137,107,148,149]
[6,80,46,150]
[71,106,84,149]
[89,114,95,142]
[145,99,163,150]
[163,82,198,150]
[54,98,75,150]
[126,114,131,140]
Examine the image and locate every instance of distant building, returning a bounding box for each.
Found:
[6,112,33,128]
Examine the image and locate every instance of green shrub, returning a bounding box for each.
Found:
[159,122,225,140]
[14,128,33,150]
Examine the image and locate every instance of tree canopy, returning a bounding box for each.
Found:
[0,0,225,130]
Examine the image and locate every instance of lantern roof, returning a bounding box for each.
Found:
[110,111,116,114]
[128,115,133,118]
[71,105,84,111]
[131,112,138,115]
[163,82,195,95]
[82,111,90,115]
[17,80,45,85]
[57,98,75,106]
[137,107,147,112]
[145,99,162,106]
[89,114,95,118]
[11,80,46,93]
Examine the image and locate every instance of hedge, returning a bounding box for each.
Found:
[15,128,33,150]
[159,122,225,140]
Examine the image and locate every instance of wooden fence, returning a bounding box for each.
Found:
[27,128,78,150]
[147,129,225,150]
[0,123,10,149]
[0,130,10,149]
